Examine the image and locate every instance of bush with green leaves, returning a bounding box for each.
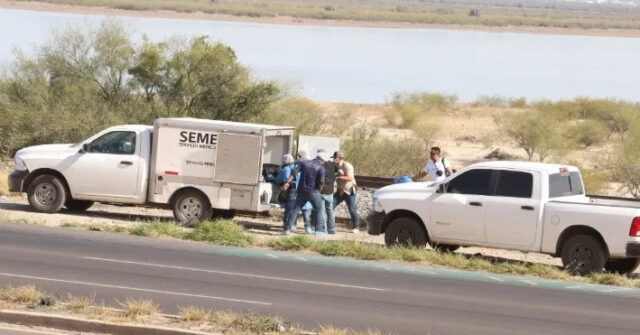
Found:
[251,98,329,136]
[568,120,609,147]
[498,111,563,161]
[341,123,427,177]
[383,92,456,128]
[0,21,280,156]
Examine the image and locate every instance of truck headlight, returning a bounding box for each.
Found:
[372,197,383,212]
[14,157,27,171]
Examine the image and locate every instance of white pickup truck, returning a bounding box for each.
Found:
[368,161,640,275]
[8,118,303,224]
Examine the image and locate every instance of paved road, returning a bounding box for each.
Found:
[0,223,639,335]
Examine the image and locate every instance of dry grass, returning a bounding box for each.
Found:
[65,294,94,313]
[0,171,10,196]
[0,285,43,304]
[180,306,213,323]
[119,298,159,319]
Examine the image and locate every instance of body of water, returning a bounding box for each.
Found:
[0,8,638,103]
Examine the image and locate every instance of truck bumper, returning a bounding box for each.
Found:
[626,242,640,257]
[8,170,28,193]
[367,211,386,235]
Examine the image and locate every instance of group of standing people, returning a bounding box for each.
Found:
[268,150,359,237]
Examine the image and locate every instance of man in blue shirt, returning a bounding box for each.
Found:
[283,151,328,236]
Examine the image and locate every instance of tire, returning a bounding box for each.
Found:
[604,258,640,274]
[65,200,95,212]
[172,190,212,226]
[433,244,460,253]
[27,175,67,214]
[560,234,607,275]
[384,217,428,248]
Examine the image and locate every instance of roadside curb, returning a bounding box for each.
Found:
[0,309,211,335]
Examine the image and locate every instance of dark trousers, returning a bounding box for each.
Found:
[334,191,359,229]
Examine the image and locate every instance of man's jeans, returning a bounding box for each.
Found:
[286,191,324,233]
[284,189,312,231]
[320,193,335,234]
[334,192,359,229]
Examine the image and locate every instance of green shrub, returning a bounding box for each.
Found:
[509,97,527,108]
[186,220,253,247]
[498,111,563,161]
[568,120,609,147]
[251,98,329,136]
[474,95,508,107]
[341,123,426,177]
[384,92,455,128]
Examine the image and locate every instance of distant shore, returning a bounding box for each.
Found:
[1,0,640,38]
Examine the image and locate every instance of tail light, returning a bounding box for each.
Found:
[630,217,640,237]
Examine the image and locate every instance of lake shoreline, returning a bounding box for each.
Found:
[2,0,640,38]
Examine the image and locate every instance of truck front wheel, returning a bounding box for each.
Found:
[561,234,607,275]
[604,258,640,274]
[385,217,427,248]
[172,190,212,226]
[27,175,67,214]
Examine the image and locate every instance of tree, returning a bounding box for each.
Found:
[129,38,166,102]
[161,36,280,121]
[568,120,609,148]
[499,111,562,161]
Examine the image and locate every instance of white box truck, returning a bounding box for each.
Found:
[8,118,299,224]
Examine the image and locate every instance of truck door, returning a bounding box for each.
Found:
[429,169,494,243]
[68,131,142,202]
[483,170,540,248]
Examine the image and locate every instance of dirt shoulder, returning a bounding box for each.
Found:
[1,0,640,38]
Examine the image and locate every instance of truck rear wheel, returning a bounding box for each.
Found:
[561,234,607,275]
[604,258,640,274]
[385,217,427,248]
[172,190,212,226]
[27,175,67,214]
[65,200,95,212]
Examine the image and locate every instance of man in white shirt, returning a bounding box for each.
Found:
[413,147,454,182]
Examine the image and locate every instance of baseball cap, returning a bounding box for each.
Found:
[334,151,345,159]
[317,151,330,162]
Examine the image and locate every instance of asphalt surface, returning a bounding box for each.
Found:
[0,223,639,335]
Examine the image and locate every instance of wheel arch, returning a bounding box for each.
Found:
[24,168,72,199]
[383,209,430,243]
[555,225,610,258]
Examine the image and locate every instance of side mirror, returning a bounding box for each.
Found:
[81,143,90,153]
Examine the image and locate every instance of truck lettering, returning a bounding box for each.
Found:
[179,131,218,150]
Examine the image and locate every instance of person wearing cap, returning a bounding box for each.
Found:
[333,151,360,233]
[413,146,453,182]
[283,151,327,236]
[314,149,338,234]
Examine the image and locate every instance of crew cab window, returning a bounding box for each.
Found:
[446,169,493,195]
[88,131,136,155]
[495,170,533,198]
[549,171,584,198]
